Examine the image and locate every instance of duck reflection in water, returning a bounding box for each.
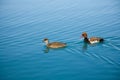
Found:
[43,46,67,53]
[43,47,49,53]
[82,41,104,52]
[82,42,88,51]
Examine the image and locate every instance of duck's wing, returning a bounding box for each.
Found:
[48,42,66,48]
[89,37,101,44]
[89,37,100,41]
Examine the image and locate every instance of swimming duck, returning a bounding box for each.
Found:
[43,38,66,48]
[81,32,104,44]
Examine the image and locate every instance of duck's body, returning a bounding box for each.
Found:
[47,42,66,48]
[82,32,104,44]
[43,38,66,48]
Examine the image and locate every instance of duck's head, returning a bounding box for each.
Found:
[82,32,88,38]
[43,38,49,44]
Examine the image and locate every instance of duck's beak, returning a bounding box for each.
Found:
[80,36,83,38]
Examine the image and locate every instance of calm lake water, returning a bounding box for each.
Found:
[0,0,120,80]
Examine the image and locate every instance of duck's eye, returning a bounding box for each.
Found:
[82,34,84,36]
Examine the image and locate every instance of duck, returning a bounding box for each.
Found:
[81,32,104,44]
[43,38,66,48]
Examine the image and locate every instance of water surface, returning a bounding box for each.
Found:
[0,0,120,80]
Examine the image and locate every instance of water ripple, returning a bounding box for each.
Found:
[0,0,120,80]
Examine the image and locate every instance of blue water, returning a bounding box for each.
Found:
[0,0,120,80]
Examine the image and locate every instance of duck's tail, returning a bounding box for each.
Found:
[100,38,104,42]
